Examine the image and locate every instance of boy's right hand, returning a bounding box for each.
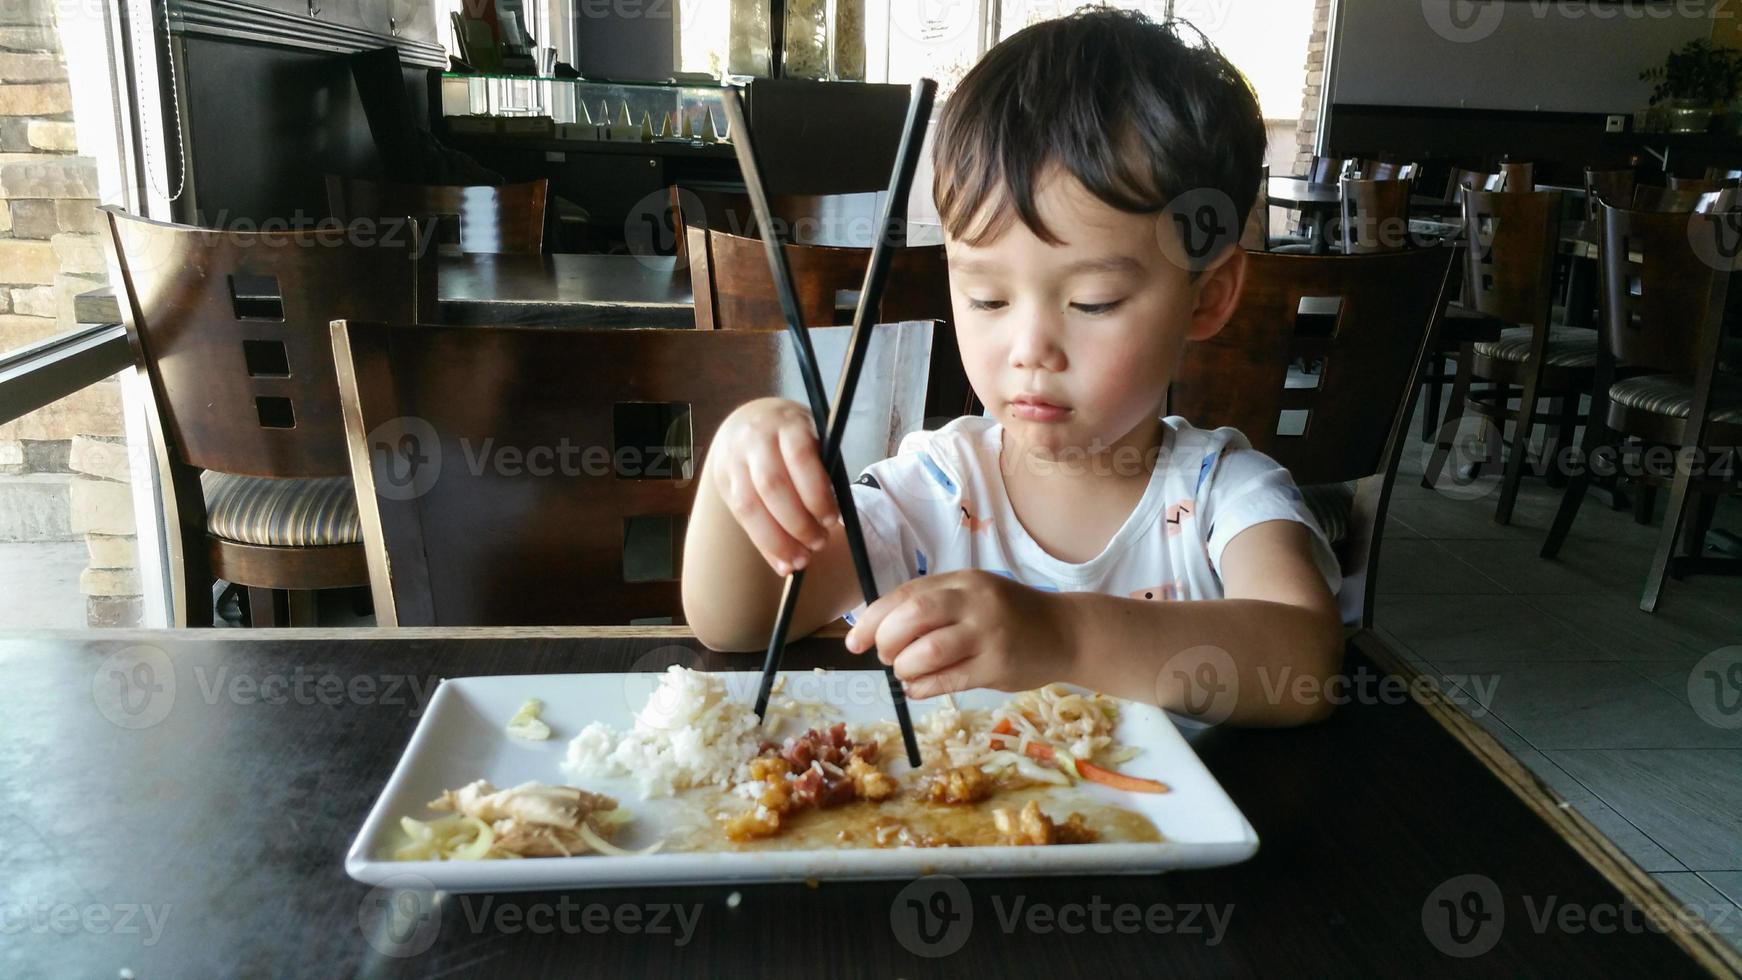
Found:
[707,397,842,577]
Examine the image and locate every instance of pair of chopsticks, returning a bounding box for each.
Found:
[720,80,935,769]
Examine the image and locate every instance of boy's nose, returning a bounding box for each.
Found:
[1007,316,1066,372]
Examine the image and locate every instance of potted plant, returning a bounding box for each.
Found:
[1639,39,1742,133]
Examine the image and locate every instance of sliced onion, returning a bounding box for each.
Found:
[577,822,664,857]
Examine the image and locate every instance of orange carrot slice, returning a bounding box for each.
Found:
[1076,760,1170,794]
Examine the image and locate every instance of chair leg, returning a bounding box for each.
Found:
[247,587,285,627]
[1545,393,1579,489]
[288,590,320,627]
[1421,358,1444,443]
[1677,492,1720,572]
[1495,367,1546,525]
[1633,481,1657,525]
[1641,461,1699,612]
[1423,347,1476,489]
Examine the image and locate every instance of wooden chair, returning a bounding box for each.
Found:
[1498,161,1535,192]
[1667,175,1729,194]
[1423,189,1600,524]
[1584,167,1638,221]
[1632,184,1735,213]
[1363,159,1417,182]
[1541,203,1742,611]
[679,196,976,422]
[1170,247,1457,626]
[1338,177,1416,254]
[325,175,548,254]
[1241,164,1272,251]
[330,320,935,626]
[99,206,436,627]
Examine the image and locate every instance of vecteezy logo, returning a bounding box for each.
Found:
[367,416,442,501]
[625,186,702,272]
[890,875,972,958]
[1421,0,1504,44]
[1687,209,1742,274]
[889,0,973,48]
[358,873,441,958]
[1689,646,1742,730]
[1156,188,1239,274]
[1156,645,1239,724]
[1421,874,1504,957]
[92,644,176,729]
[1421,414,1502,502]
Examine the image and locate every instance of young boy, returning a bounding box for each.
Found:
[681,10,1343,726]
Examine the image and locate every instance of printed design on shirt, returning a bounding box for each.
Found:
[1165,499,1195,537]
[918,452,957,495]
[987,569,1060,592]
[1129,583,1182,602]
[855,472,881,490]
[915,549,929,576]
[959,500,994,533]
[1195,450,1220,493]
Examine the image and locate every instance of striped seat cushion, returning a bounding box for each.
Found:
[1301,482,1354,546]
[1607,374,1742,424]
[202,472,361,548]
[1472,326,1599,368]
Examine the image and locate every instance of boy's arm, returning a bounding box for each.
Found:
[1058,520,1344,726]
[681,432,863,653]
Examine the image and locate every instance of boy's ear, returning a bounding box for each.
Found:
[1185,244,1248,342]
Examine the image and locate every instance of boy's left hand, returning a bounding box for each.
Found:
[843,570,1077,699]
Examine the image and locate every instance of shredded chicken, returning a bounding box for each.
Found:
[429,779,621,857]
[992,801,1099,846]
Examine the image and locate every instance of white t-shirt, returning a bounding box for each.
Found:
[841,415,1341,623]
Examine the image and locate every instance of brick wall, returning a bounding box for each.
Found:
[1292,0,1332,176]
[0,0,141,626]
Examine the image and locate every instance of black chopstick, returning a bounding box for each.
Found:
[720,81,936,769]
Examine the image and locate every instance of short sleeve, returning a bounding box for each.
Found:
[837,432,963,623]
[1200,447,1343,597]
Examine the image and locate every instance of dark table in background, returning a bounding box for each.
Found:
[2,627,1735,977]
[75,253,696,331]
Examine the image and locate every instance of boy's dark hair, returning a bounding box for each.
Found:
[932,8,1266,252]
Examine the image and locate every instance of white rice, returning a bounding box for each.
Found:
[562,666,765,798]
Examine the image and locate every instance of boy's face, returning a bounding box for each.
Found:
[945,169,1245,462]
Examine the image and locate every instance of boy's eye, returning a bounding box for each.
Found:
[967,298,1007,312]
[1071,299,1126,316]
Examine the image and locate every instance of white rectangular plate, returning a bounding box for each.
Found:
[346,671,1258,891]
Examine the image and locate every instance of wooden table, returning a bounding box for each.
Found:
[1268,177,1465,254]
[75,253,696,330]
[3,627,1735,977]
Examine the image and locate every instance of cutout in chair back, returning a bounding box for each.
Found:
[612,402,694,481]
[255,396,295,429]
[1294,295,1343,338]
[623,514,687,583]
[244,339,291,378]
[228,274,284,321]
[1276,408,1312,438]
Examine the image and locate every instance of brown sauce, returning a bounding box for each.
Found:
[661,785,1162,853]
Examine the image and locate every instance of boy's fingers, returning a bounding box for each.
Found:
[871,584,960,666]
[777,426,840,531]
[890,625,971,682]
[747,449,828,556]
[720,466,806,574]
[902,662,978,702]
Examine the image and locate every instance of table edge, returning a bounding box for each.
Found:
[2,622,849,642]
[1358,628,1742,978]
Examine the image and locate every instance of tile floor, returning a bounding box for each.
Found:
[1377,405,1742,953]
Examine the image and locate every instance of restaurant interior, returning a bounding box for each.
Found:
[3,0,1742,975]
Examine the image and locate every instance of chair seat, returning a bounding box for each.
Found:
[1472,326,1599,368]
[1302,482,1354,546]
[202,472,361,547]
[1607,374,1742,424]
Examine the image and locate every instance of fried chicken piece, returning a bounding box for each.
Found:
[915,765,991,805]
[870,816,958,849]
[847,755,897,801]
[992,801,1100,846]
[724,805,783,842]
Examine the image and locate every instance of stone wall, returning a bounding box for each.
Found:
[0,0,141,626]
[1291,0,1332,175]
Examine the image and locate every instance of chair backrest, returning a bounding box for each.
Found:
[1445,166,1494,201]
[1338,177,1415,254]
[331,320,936,626]
[1584,167,1638,221]
[1668,175,1728,194]
[678,188,899,248]
[1306,155,1342,183]
[1497,160,1535,192]
[1461,189,1563,328]
[1363,159,1416,182]
[100,205,435,479]
[1596,202,1738,376]
[1169,247,1457,626]
[1631,184,1735,214]
[325,175,548,254]
[681,205,974,420]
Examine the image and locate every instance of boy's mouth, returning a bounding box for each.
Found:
[1008,394,1071,422]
